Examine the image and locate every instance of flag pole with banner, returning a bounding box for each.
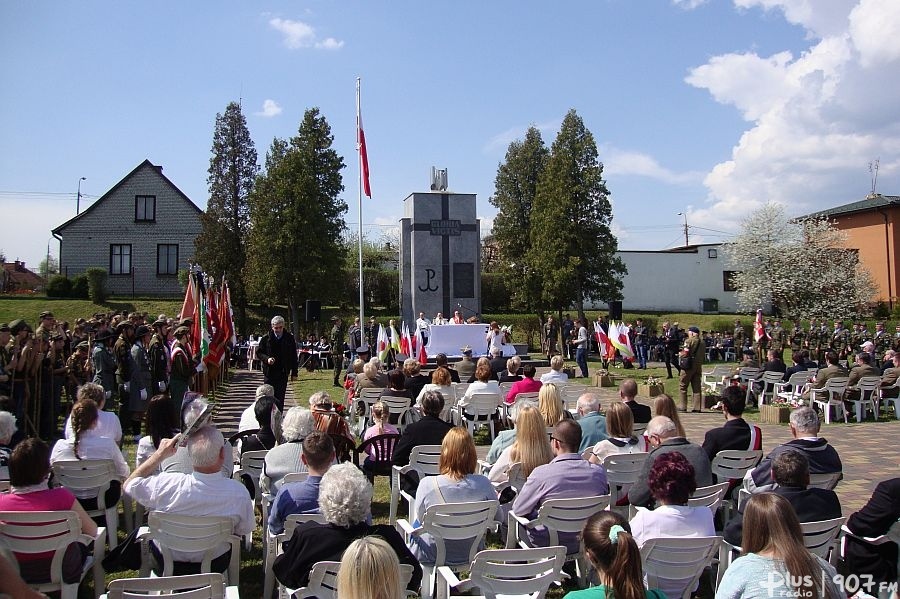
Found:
[356,77,371,332]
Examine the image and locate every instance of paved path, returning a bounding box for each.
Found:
[211,369,899,512]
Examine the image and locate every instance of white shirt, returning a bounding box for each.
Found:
[125,471,255,562]
[238,405,258,433]
[629,504,716,548]
[64,410,122,445]
[591,436,649,463]
[461,380,501,407]
[50,429,131,493]
[416,317,431,331]
[540,370,569,385]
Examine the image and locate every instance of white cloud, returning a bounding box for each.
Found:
[685,0,900,234]
[601,145,705,185]
[483,119,561,153]
[672,0,709,10]
[268,17,343,50]
[255,99,282,118]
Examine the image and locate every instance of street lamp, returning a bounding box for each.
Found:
[677,211,689,247]
[76,176,86,214]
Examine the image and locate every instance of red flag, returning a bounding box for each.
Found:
[357,79,371,198]
[179,272,195,324]
[417,327,428,366]
[206,286,227,366]
[754,309,767,343]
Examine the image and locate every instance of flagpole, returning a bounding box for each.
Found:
[356,77,365,330]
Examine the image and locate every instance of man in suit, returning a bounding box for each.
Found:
[701,385,762,460]
[724,450,841,546]
[256,315,299,411]
[801,351,847,401]
[743,406,842,494]
[879,351,900,398]
[430,353,460,384]
[628,415,712,508]
[488,347,507,381]
[619,378,650,424]
[844,477,900,586]
[782,351,809,382]
[761,349,786,374]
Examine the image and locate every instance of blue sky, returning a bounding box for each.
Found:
[2,0,898,270]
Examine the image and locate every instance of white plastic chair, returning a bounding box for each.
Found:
[632,422,648,436]
[737,367,760,403]
[139,512,241,586]
[757,371,786,405]
[687,482,730,512]
[849,376,881,422]
[264,512,327,599]
[380,395,415,432]
[397,499,499,599]
[435,546,567,599]
[702,366,733,395]
[640,535,723,599]
[453,393,501,441]
[710,449,762,520]
[775,371,813,403]
[810,377,849,423]
[882,379,900,419]
[560,386,599,412]
[390,444,443,525]
[51,458,124,548]
[261,471,309,549]
[0,510,106,599]
[603,452,648,511]
[800,516,846,563]
[233,450,268,505]
[101,572,239,599]
[357,388,384,429]
[506,494,611,587]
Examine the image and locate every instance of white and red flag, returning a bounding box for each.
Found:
[357,79,371,198]
[754,309,768,343]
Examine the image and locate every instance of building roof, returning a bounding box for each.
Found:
[2,261,44,290]
[52,159,202,235]
[801,194,900,220]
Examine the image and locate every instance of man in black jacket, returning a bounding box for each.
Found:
[256,315,298,411]
[702,386,762,460]
[723,450,841,546]
[844,477,900,586]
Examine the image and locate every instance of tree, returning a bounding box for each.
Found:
[489,126,549,313]
[723,203,876,321]
[528,109,626,317]
[245,108,347,332]
[195,101,258,335]
[38,255,59,278]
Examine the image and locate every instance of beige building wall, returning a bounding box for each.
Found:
[829,206,900,305]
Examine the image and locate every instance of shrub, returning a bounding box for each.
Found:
[70,274,89,299]
[85,268,108,304]
[481,273,511,313]
[46,275,73,298]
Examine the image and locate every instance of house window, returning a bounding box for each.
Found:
[135,195,156,221]
[157,244,178,275]
[707,248,718,259]
[723,270,738,292]
[110,244,131,275]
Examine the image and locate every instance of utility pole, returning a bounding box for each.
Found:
[76,176,86,214]
[677,212,689,246]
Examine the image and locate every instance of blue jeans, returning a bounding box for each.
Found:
[636,344,648,369]
[576,348,588,378]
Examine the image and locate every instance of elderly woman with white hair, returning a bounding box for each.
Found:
[262,406,315,494]
[0,411,17,466]
[272,463,423,592]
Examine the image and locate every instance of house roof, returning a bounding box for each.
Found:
[2,262,44,289]
[52,159,202,235]
[801,194,900,220]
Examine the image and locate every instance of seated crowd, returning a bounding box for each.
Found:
[1,323,898,599]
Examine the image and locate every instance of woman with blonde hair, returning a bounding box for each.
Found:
[488,404,553,483]
[717,493,841,599]
[409,427,495,564]
[589,401,649,464]
[538,383,568,426]
[337,536,404,599]
[653,394,686,438]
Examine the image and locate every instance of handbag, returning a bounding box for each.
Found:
[679,355,694,370]
[102,526,143,572]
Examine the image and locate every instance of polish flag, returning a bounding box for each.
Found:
[357,79,371,198]
[416,327,428,366]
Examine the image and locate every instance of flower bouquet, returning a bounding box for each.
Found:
[640,376,664,397]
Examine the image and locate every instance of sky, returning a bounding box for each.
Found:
[2,0,899,271]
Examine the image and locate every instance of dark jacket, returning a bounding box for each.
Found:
[257,330,299,380]
[273,521,422,591]
[404,374,431,403]
[624,400,651,424]
[628,437,713,508]
[746,438,843,493]
[845,477,900,583]
[701,418,761,461]
[724,485,842,546]
[391,415,453,468]
[488,356,507,381]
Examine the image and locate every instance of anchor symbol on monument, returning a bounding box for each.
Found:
[418,268,439,292]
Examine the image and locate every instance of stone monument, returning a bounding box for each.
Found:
[399,174,481,325]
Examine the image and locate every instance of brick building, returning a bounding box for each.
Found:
[804,194,900,309]
[52,160,202,296]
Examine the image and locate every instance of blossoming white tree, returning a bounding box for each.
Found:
[723,203,875,321]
